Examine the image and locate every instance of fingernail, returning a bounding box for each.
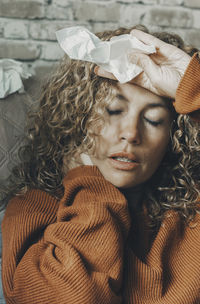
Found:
[94,66,99,74]
[94,66,105,76]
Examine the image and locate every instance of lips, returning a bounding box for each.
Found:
[109,152,139,161]
[108,152,139,171]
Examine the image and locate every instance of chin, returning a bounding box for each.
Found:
[114,180,141,189]
[104,172,143,189]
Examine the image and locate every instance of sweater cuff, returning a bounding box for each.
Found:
[62,165,128,207]
[174,52,200,115]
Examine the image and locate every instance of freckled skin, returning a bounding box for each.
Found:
[90,83,173,189]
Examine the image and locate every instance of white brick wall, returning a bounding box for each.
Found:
[0,0,200,65]
[4,20,29,39]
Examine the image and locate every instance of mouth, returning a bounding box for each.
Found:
[108,152,139,171]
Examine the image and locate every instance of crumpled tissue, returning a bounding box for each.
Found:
[56,26,156,83]
[0,59,32,99]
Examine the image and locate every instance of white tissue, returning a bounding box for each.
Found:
[56,26,156,83]
[0,59,31,99]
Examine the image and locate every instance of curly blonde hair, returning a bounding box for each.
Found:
[2,25,200,225]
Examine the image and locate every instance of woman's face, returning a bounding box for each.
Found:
[90,83,173,189]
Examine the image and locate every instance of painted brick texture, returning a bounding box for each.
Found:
[0,0,200,66]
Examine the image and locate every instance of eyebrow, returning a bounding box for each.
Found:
[146,103,169,109]
[116,94,169,109]
[116,93,128,101]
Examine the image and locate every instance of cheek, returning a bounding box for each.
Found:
[93,125,117,157]
[144,132,170,169]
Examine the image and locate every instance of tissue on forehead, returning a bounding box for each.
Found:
[56,26,156,84]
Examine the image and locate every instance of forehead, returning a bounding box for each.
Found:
[114,83,169,109]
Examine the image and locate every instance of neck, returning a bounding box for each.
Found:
[120,184,145,214]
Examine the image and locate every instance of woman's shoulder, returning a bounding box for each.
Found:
[192,209,200,228]
[175,52,200,117]
[162,209,200,234]
[5,188,59,218]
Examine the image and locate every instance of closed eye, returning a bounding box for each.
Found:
[144,117,163,126]
[106,108,123,116]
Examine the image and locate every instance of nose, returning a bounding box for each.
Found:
[120,118,141,145]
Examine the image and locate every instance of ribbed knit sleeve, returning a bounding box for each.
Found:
[174,52,200,119]
[2,165,130,304]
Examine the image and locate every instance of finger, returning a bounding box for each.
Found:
[94,66,117,80]
[129,52,159,76]
[128,52,161,90]
[129,70,144,86]
[130,71,159,96]
[130,29,166,49]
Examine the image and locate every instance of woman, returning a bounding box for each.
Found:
[1,25,200,303]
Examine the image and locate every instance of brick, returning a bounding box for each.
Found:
[0,1,45,19]
[158,0,184,5]
[0,40,40,60]
[74,1,121,22]
[4,21,29,39]
[18,0,47,3]
[52,0,72,7]
[181,29,200,49]
[116,0,157,3]
[91,23,119,34]
[191,10,200,29]
[40,42,64,60]
[0,19,5,37]
[119,5,149,27]
[30,21,64,40]
[184,0,200,8]
[143,7,193,28]
[30,21,93,40]
[139,0,157,3]
[46,5,73,20]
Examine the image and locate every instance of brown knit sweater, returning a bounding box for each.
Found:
[2,54,200,304]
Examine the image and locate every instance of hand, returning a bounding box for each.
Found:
[95,30,191,99]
